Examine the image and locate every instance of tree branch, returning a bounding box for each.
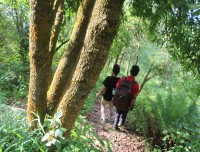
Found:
[49,0,64,56]
[49,0,63,25]
[140,65,153,92]
[47,0,96,113]
[55,39,70,52]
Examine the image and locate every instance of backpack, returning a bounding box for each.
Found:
[112,77,136,112]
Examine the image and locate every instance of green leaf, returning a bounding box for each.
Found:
[62,147,71,152]
[11,130,23,138]
[55,119,62,125]
[104,138,112,152]
[162,130,168,134]
[71,130,78,138]
[60,127,67,132]
[188,3,200,10]
[82,125,91,135]
[54,111,63,119]
[31,138,45,152]
[55,128,63,138]
[55,141,61,150]
[44,119,52,127]
[80,135,93,143]
[90,131,105,147]
[193,9,200,16]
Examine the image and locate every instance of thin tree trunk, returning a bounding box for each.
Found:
[49,0,64,57]
[47,0,95,113]
[56,0,125,137]
[140,65,154,91]
[27,0,52,126]
[126,58,131,76]
[48,1,64,87]
[114,55,119,64]
[106,56,113,74]
[119,51,125,65]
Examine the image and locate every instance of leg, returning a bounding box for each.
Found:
[101,98,107,121]
[109,101,114,119]
[121,111,128,125]
[113,109,121,129]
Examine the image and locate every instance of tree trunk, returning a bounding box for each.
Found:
[140,66,153,91]
[56,0,125,137]
[106,57,113,75]
[48,1,64,88]
[126,58,131,76]
[27,0,52,126]
[119,51,125,65]
[47,0,95,113]
[114,55,119,64]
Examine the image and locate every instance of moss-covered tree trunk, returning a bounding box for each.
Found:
[47,0,95,113]
[27,0,64,126]
[27,0,124,133]
[56,0,125,137]
[27,0,52,126]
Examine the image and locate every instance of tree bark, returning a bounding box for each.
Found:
[48,1,64,87]
[27,0,52,126]
[49,0,64,57]
[56,0,125,137]
[47,0,95,113]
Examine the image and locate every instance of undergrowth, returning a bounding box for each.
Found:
[0,104,111,152]
[128,89,200,151]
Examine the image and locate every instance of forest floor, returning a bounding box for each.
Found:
[85,99,146,152]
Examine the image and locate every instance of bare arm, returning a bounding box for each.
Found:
[96,86,106,97]
[130,94,138,110]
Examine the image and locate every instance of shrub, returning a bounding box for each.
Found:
[128,89,200,151]
[0,105,111,152]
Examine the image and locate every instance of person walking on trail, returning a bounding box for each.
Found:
[96,64,120,123]
[112,65,140,130]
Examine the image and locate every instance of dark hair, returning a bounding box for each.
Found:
[130,65,140,76]
[112,64,120,75]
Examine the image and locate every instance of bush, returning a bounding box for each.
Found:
[0,104,45,152]
[41,113,111,151]
[127,88,200,151]
[0,105,111,152]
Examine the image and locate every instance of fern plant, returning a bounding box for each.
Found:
[128,87,200,151]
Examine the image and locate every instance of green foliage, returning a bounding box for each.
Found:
[82,88,97,114]
[0,105,111,152]
[0,1,29,64]
[110,23,132,57]
[41,112,111,151]
[0,1,29,100]
[128,80,200,151]
[64,0,81,19]
[0,104,46,152]
[0,53,29,100]
[161,121,200,151]
[129,0,200,75]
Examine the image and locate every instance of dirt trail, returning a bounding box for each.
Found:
[86,100,146,152]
